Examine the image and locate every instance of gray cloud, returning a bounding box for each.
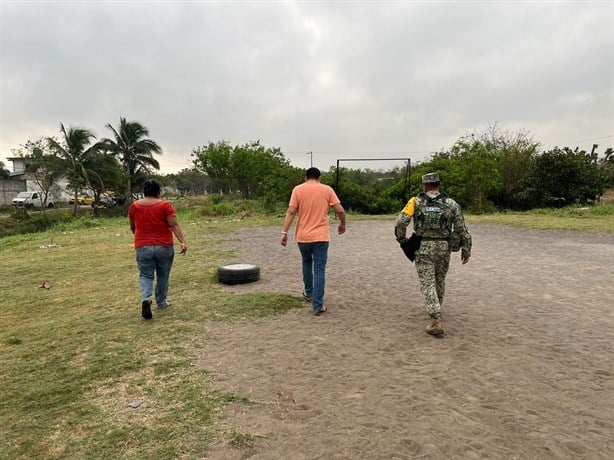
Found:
[1,1,612,173]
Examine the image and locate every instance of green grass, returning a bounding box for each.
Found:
[0,211,301,459]
[229,431,259,448]
[466,203,614,232]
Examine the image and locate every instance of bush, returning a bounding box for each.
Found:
[92,205,127,218]
[0,209,73,238]
[585,202,614,216]
[192,196,266,218]
[524,203,614,218]
[209,194,224,205]
[211,202,238,216]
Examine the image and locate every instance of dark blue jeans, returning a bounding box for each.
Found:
[136,245,175,308]
[298,241,329,312]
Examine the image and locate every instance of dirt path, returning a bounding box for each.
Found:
[199,221,614,459]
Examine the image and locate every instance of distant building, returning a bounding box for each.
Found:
[6,156,28,177]
[0,156,70,205]
[0,157,27,205]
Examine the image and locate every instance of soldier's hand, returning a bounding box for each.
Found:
[461,255,470,264]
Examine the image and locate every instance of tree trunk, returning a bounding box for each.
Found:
[72,191,79,216]
[125,174,132,207]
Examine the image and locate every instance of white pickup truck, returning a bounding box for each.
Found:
[11,191,54,208]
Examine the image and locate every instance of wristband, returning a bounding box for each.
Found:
[281,231,288,235]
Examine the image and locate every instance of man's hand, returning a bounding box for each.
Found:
[333,204,345,235]
[179,242,187,255]
[281,234,288,247]
[461,255,469,264]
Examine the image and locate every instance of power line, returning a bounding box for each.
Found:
[283,151,436,156]
[556,135,613,145]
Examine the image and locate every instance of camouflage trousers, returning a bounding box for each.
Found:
[415,253,451,318]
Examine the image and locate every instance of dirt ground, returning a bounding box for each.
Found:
[199,221,614,459]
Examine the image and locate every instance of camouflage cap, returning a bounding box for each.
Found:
[421,172,440,184]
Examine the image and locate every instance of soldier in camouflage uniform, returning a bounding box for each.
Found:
[395,172,472,336]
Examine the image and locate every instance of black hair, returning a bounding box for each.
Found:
[305,167,321,179]
[143,179,161,197]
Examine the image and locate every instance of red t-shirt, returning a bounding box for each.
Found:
[128,200,176,248]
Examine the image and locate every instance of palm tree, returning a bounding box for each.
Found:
[600,148,613,168]
[47,124,99,215]
[100,117,162,204]
[83,151,125,216]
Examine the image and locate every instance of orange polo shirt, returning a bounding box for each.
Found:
[289,181,340,243]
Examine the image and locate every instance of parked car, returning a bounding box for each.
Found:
[92,193,117,208]
[68,195,94,205]
[113,195,127,205]
[11,191,54,208]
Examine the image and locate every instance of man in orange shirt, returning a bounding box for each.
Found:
[281,167,346,315]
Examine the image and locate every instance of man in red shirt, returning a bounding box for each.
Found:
[281,167,346,315]
[129,179,187,320]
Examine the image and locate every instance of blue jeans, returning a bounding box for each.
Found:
[298,242,329,312]
[136,245,175,308]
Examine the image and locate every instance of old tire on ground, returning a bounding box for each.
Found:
[217,263,260,285]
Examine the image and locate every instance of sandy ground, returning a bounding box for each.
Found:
[198,221,614,459]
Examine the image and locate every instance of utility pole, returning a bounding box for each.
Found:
[306,151,313,167]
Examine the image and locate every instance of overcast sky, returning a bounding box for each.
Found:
[1,0,612,174]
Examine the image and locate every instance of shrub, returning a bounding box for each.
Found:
[0,209,72,238]
[190,196,269,218]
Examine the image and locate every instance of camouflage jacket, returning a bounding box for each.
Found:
[395,191,472,258]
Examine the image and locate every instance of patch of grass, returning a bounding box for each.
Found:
[5,336,22,345]
[466,203,614,232]
[229,431,258,449]
[0,211,301,459]
[214,392,251,405]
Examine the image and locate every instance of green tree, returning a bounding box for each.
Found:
[23,138,64,211]
[599,147,614,188]
[192,141,233,194]
[229,141,292,198]
[192,140,295,199]
[228,143,257,196]
[333,174,374,212]
[448,140,501,214]
[83,152,125,215]
[409,146,500,214]
[47,124,100,215]
[526,147,607,206]
[408,152,454,198]
[260,165,304,211]
[327,166,408,214]
[166,168,213,195]
[476,125,539,209]
[100,117,162,204]
[410,126,537,212]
